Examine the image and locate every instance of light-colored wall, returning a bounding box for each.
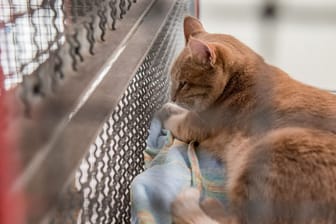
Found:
[200,0,336,91]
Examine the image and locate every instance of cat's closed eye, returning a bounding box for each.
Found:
[178,81,188,90]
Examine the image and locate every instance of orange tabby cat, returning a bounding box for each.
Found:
[159,16,336,224]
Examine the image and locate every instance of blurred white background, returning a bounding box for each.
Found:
[199,0,336,91]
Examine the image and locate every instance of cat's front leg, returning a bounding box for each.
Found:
[157,103,206,143]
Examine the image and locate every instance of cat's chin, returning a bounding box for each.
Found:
[173,101,193,111]
[174,101,208,113]
[173,101,190,110]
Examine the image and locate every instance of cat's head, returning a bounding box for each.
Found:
[170,16,260,112]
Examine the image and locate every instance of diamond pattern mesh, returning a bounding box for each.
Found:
[50,0,189,223]
[0,0,138,90]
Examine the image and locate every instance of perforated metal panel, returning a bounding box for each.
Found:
[50,0,188,223]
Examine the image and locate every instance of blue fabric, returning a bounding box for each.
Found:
[131,118,227,224]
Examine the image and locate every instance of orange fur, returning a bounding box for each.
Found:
[160,16,336,224]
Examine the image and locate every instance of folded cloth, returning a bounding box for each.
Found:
[131,118,227,224]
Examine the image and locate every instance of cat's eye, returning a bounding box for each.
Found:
[179,81,187,90]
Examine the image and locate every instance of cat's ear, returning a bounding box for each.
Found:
[188,37,216,66]
[184,16,205,43]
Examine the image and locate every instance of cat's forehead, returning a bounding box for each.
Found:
[172,57,207,81]
[177,46,200,65]
[172,49,190,70]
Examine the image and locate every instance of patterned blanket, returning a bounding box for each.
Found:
[131,118,227,224]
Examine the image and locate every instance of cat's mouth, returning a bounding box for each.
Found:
[185,93,207,99]
[174,94,207,111]
[172,100,191,109]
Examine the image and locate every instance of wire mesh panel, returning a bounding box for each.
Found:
[48,0,191,223]
[0,0,138,91]
[1,0,195,223]
[0,0,64,88]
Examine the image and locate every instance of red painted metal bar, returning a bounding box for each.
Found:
[0,51,25,224]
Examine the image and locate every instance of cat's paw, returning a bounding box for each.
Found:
[156,102,186,123]
[172,188,218,224]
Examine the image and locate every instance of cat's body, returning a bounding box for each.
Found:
[160,16,336,224]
